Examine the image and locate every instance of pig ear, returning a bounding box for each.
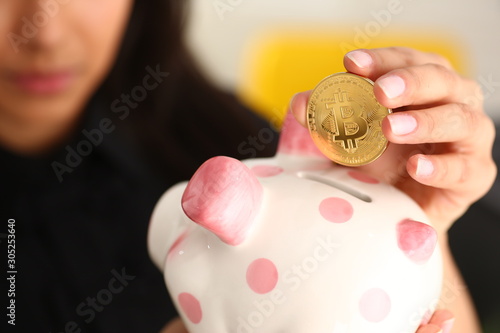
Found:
[277,111,327,158]
[181,156,263,246]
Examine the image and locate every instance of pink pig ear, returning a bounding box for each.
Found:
[277,111,327,158]
[181,156,263,246]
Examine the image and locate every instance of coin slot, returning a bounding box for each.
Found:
[297,172,372,203]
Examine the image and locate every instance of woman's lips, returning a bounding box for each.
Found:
[10,70,76,95]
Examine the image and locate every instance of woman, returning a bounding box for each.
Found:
[0,1,496,332]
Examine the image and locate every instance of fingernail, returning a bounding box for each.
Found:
[441,318,455,333]
[346,50,373,68]
[378,75,406,99]
[416,156,434,178]
[387,113,417,135]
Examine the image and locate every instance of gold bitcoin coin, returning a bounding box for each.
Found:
[307,72,391,166]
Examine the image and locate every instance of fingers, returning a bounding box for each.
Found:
[382,103,488,145]
[290,90,311,127]
[289,47,496,195]
[344,48,481,109]
[407,152,467,187]
[398,105,496,193]
[427,309,455,326]
[160,318,189,333]
[418,309,455,333]
[407,152,496,196]
[344,47,454,80]
[373,65,480,109]
[416,324,443,333]
[416,310,454,333]
[293,78,493,152]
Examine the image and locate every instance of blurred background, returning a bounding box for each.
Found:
[186,0,500,124]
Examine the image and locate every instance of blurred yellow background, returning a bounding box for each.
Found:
[236,27,466,125]
[186,0,500,123]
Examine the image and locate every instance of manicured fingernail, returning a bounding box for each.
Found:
[378,75,406,99]
[346,50,373,68]
[416,157,434,178]
[441,318,455,333]
[387,113,417,135]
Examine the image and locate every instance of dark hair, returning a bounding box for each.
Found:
[96,0,276,181]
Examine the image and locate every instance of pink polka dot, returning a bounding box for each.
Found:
[397,219,437,265]
[246,258,278,294]
[178,292,202,324]
[348,170,379,184]
[319,197,353,223]
[359,288,391,323]
[251,165,284,177]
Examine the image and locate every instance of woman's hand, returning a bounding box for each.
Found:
[159,312,455,333]
[291,47,486,332]
[291,47,497,232]
[416,309,455,333]
[160,318,188,333]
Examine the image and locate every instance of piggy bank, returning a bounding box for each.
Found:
[148,113,442,333]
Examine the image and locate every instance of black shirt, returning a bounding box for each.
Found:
[0,98,498,332]
[0,96,278,332]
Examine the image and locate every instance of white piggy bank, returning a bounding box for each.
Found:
[148,113,442,333]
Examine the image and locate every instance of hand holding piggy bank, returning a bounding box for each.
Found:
[148,112,442,333]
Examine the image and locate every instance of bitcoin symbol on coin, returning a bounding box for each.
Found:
[307,73,391,166]
[323,103,368,153]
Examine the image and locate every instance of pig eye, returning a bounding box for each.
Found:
[297,171,372,203]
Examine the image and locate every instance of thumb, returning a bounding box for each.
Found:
[416,324,443,333]
[160,318,189,333]
[289,90,312,128]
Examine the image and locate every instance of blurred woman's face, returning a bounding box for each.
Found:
[0,0,133,126]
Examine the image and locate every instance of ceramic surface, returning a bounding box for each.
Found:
[148,113,442,333]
